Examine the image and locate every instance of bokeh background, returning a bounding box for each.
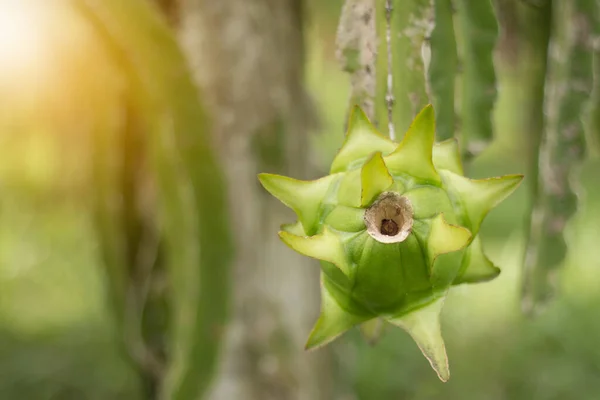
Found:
[0,0,599,399]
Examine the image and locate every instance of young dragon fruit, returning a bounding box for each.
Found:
[258,105,523,381]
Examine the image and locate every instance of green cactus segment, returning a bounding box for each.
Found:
[522,0,594,312]
[432,139,464,175]
[428,0,458,141]
[454,0,498,158]
[259,104,522,381]
[361,152,394,206]
[384,105,441,184]
[587,0,600,158]
[455,235,500,284]
[90,97,128,329]
[279,228,351,276]
[440,171,524,236]
[375,0,431,136]
[588,36,600,157]
[387,298,449,382]
[73,0,235,398]
[258,173,342,236]
[331,106,396,173]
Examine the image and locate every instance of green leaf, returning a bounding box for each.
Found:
[384,105,441,184]
[279,227,351,276]
[258,173,341,235]
[433,139,464,175]
[440,170,524,235]
[331,106,396,173]
[360,151,394,206]
[306,275,371,350]
[387,298,449,382]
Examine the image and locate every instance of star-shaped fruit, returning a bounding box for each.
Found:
[258,105,523,381]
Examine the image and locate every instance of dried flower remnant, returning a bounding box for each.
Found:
[364,192,413,243]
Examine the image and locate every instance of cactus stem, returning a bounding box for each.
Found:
[522,0,594,313]
[337,0,377,124]
[364,192,414,243]
[385,0,396,140]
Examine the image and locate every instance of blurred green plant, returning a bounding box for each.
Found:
[73,0,234,399]
[521,0,598,314]
[428,0,458,142]
[453,0,498,161]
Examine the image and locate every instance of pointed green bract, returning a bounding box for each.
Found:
[384,105,441,184]
[388,298,449,382]
[359,318,386,345]
[337,169,362,207]
[331,106,396,173]
[306,277,371,350]
[456,235,500,284]
[325,205,366,232]
[403,187,455,221]
[440,170,524,235]
[433,139,464,175]
[258,173,340,235]
[427,214,472,267]
[279,227,350,276]
[280,221,306,236]
[360,152,393,206]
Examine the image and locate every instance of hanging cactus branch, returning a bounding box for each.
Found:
[585,2,600,158]
[427,0,458,141]
[384,0,396,139]
[258,105,523,381]
[376,0,431,137]
[521,0,595,314]
[74,0,234,398]
[454,0,499,160]
[337,0,377,122]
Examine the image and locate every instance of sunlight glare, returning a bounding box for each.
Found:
[0,1,50,81]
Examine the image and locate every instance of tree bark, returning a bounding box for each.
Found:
[159,0,333,398]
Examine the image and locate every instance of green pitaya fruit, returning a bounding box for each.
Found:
[258,105,523,381]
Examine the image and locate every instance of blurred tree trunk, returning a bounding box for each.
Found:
[154,0,333,399]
